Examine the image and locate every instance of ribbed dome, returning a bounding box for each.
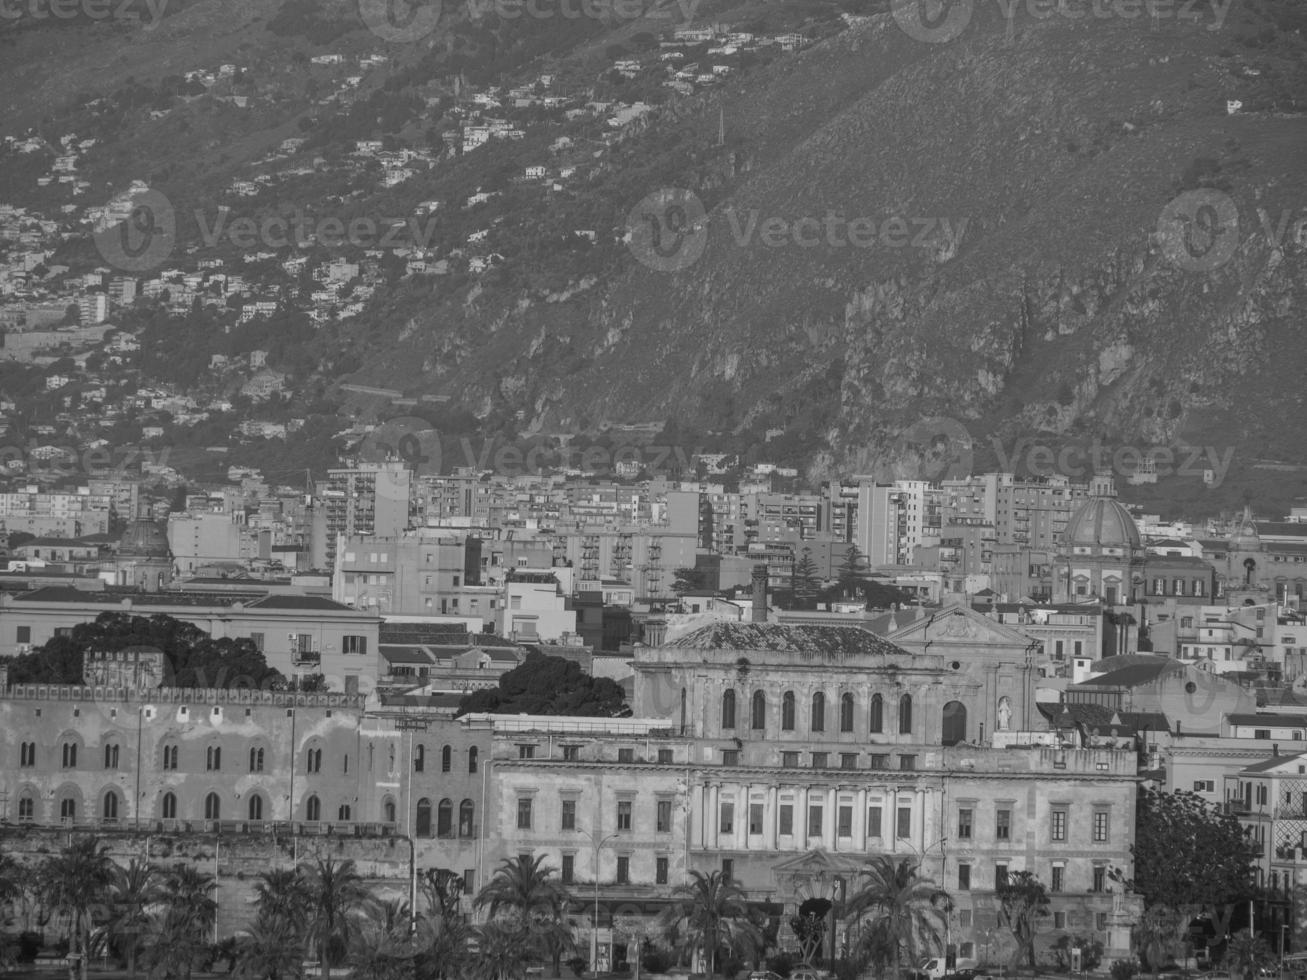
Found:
[117,518,172,559]
[1228,505,1262,553]
[1063,496,1141,551]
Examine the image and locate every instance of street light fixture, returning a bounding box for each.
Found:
[589,830,621,973]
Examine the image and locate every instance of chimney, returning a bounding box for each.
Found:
[751,564,768,624]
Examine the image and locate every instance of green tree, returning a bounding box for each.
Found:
[837,545,868,589]
[40,837,116,980]
[1222,930,1274,980]
[147,865,217,980]
[235,914,305,980]
[1125,789,1260,967]
[457,653,628,718]
[673,566,707,595]
[473,855,572,974]
[791,549,820,605]
[301,856,374,980]
[660,870,764,975]
[843,857,948,980]
[108,859,160,980]
[995,872,1049,973]
[790,898,830,965]
[468,916,533,980]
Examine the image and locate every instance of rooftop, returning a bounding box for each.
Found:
[665,622,911,658]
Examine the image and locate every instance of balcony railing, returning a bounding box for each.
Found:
[2,817,402,838]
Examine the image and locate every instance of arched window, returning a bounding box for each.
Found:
[102,792,119,822]
[61,742,78,768]
[383,799,397,824]
[942,701,967,747]
[414,744,425,772]
[306,747,322,773]
[60,798,76,822]
[248,795,264,821]
[469,747,478,773]
[899,694,913,735]
[441,745,452,772]
[306,795,321,822]
[751,691,766,730]
[840,693,855,732]
[104,743,120,769]
[781,692,796,731]
[811,692,825,732]
[437,799,453,838]
[204,793,221,821]
[415,798,432,838]
[206,746,222,771]
[721,690,737,730]
[162,744,179,770]
[18,795,34,822]
[249,747,265,772]
[459,800,475,837]
[161,793,177,819]
[20,742,36,767]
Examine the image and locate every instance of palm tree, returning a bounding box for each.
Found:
[235,914,305,980]
[346,918,413,980]
[843,857,948,980]
[148,865,217,980]
[411,904,472,980]
[300,856,374,980]
[41,837,117,980]
[468,916,533,980]
[473,855,572,974]
[660,870,763,976]
[1224,930,1273,980]
[108,859,160,980]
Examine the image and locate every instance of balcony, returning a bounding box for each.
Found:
[293,650,322,666]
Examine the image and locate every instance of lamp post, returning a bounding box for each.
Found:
[589,830,620,973]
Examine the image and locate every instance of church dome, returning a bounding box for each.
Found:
[1063,495,1142,551]
[1228,505,1262,553]
[117,518,172,560]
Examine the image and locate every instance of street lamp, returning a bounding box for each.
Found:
[589,830,620,973]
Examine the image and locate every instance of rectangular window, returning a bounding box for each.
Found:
[996,864,1009,889]
[958,863,971,891]
[840,753,858,770]
[720,802,734,835]
[658,748,674,764]
[808,805,823,838]
[811,752,828,769]
[516,797,532,830]
[561,800,576,831]
[749,804,764,835]
[16,626,30,644]
[721,749,740,767]
[1051,808,1068,842]
[1093,809,1109,842]
[779,804,793,836]
[838,805,853,838]
[518,744,536,760]
[782,751,800,768]
[657,800,673,833]
[1096,913,1108,931]
[616,856,630,885]
[869,753,890,770]
[1054,911,1066,930]
[561,855,574,884]
[656,857,669,885]
[562,745,580,761]
[618,748,635,763]
[899,754,916,771]
[958,807,973,840]
[1051,865,1065,893]
[996,808,1012,841]
[617,801,633,831]
[342,635,367,655]
[1092,866,1106,892]
[897,806,912,840]
[868,805,883,838]
[721,859,733,882]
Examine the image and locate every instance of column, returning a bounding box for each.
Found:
[691,782,706,849]
[735,784,748,851]
[763,785,777,850]
[708,783,720,848]
[825,786,837,850]
[854,787,868,851]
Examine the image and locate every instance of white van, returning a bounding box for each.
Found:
[915,958,980,980]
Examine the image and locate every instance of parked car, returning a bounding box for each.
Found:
[790,969,834,980]
[748,972,783,980]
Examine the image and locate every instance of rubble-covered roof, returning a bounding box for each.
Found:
[665,622,910,658]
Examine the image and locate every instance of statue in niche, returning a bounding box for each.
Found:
[997,696,1013,731]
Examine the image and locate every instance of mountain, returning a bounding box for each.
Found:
[2,0,1306,512]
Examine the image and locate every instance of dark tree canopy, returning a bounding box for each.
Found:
[1131,788,1259,912]
[455,651,630,717]
[6,612,287,690]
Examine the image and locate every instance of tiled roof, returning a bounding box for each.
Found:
[666,622,910,657]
